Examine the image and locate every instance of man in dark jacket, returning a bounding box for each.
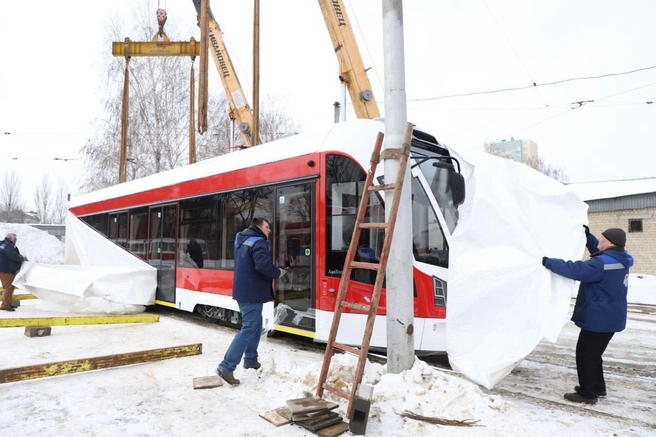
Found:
[217,218,286,385]
[543,227,633,404]
[0,233,27,311]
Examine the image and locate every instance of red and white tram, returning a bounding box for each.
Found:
[70,119,465,353]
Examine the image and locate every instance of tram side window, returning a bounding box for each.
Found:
[108,212,128,248]
[179,195,219,269]
[219,187,274,269]
[325,154,384,286]
[411,177,448,268]
[128,208,148,260]
[81,214,109,236]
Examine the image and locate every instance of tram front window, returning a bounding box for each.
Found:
[415,155,459,234]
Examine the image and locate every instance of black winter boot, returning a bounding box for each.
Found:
[575,385,606,397]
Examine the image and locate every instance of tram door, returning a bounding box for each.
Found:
[148,204,178,303]
[274,182,315,332]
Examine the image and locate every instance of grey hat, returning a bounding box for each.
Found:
[602,228,626,248]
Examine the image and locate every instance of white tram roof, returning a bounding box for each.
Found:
[71,119,387,208]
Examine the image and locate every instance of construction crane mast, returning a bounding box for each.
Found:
[318,0,380,119]
[191,0,259,147]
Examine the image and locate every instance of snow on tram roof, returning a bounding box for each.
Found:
[71,120,385,208]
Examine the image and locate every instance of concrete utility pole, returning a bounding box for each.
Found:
[252,0,260,146]
[382,0,414,373]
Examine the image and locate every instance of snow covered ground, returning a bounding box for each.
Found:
[0,226,653,436]
[627,273,656,305]
[1,298,654,437]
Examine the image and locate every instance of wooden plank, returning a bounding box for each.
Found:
[259,408,292,427]
[0,314,159,328]
[276,407,293,421]
[0,343,202,383]
[296,415,343,432]
[317,421,349,437]
[193,376,224,389]
[286,396,338,415]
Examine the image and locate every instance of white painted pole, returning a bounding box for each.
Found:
[340,82,347,122]
[382,0,414,373]
[230,119,235,152]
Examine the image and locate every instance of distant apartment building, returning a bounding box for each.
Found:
[484,137,538,164]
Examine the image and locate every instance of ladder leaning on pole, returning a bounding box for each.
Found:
[316,122,414,418]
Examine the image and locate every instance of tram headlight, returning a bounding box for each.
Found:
[433,276,447,307]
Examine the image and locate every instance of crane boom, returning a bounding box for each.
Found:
[317,0,380,119]
[192,0,258,146]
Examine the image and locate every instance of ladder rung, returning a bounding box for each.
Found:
[333,342,362,356]
[350,261,379,270]
[368,183,397,192]
[358,222,388,229]
[341,301,371,312]
[323,384,349,400]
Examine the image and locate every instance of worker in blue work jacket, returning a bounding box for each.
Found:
[542,226,633,405]
[217,218,287,386]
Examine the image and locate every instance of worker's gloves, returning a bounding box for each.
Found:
[583,225,590,237]
[279,268,288,278]
[542,257,548,267]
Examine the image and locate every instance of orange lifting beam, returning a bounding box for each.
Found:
[112,37,200,58]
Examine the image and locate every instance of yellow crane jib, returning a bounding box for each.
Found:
[318,0,380,119]
[191,0,258,146]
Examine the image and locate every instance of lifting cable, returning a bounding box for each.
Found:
[189,56,197,164]
[119,55,130,184]
[197,0,209,134]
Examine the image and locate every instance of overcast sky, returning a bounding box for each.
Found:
[1,0,655,210]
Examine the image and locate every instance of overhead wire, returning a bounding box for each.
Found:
[482,0,549,106]
[409,65,656,102]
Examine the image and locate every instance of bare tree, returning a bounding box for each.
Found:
[34,174,52,223]
[81,8,231,191]
[525,156,569,183]
[81,7,299,192]
[0,170,24,222]
[259,95,299,143]
[50,178,69,224]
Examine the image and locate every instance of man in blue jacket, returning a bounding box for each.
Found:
[0,233,27,312]
[217,218,286,385]
[543,227,633,404]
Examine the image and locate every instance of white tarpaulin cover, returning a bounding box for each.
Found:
[446,150,588,389]
[13,212,157,314]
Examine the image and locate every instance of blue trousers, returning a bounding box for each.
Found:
[219,302,263,372]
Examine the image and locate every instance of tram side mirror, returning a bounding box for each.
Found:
[449,172,466,206]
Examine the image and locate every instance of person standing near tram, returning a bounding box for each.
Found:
[217,218,287,385]
[542,226,633,404]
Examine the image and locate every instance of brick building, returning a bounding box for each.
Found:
[568,178,656,275]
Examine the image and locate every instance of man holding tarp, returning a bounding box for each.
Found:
[543,227,633,404]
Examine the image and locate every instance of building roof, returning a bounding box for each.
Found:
[567,178,656,201]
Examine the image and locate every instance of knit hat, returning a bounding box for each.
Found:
[602,228,626,248]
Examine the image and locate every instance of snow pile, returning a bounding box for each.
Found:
[0,223,64,264]
[628,273,656,305]
[260,353,522,436]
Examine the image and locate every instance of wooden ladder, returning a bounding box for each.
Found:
[316,123,414,418]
